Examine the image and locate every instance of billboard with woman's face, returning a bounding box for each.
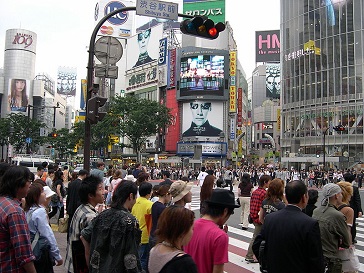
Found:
[8,79,30,112]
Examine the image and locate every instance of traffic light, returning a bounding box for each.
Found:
[87,95,108,124]
[48,132,58,137]
[180,16,225,39]
[333,125,346,132]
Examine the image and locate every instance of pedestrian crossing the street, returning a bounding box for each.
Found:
[188,184,364,273]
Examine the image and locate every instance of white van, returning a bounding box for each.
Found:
[11,154,55,173]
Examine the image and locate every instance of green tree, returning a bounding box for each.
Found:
[49,128,78,159]
[109,95,173,162]
[5,113,47,154]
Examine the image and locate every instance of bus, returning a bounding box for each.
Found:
[11,154,55,173]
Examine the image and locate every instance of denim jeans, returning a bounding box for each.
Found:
[138,243,150,272]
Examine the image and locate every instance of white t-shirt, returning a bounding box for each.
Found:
[197,171,208,187]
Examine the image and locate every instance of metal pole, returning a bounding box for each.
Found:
[323,128,328,171]
[83,8,193,171]
[26,105,31,154]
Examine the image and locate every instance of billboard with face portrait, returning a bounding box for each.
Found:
[8,79,30,113]
[266,64,280,99]
[126,24,163,70]
[57,67,77,96]
[182,101,223,138]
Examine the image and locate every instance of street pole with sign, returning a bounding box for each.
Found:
[83,4,194,171]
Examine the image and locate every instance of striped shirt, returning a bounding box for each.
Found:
[64,203,97,273]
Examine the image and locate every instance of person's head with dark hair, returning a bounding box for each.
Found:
[111,181,138,211]
[78,169,89,177]
[48,163,58,172]
[113,169,123,179]
[0,162,10,178]
[96,162,105,169]
[54,169,64,181]
[285,180,307,205]
[307,189,319,205]
[79,175,104,206]
[48,168,55,175]
[137,172,149,186]
[162,170,170,178]
[29,172,35,183]
[134,163,141,169]
[24,183,44,211]
[181,176,189,182]
[266,178,284,202]
[343,172,356,183]
[122,165,128,170]
[41,161,48,169]
[200,175,215,203]
[0,166,32,199]
[258,174,272,187]
[37,166,43,172]
[155,205,195,249]
[201,166,206,172]
[204,189,239,225]
[138,182,152,197]
[240,172,250,186]
[63,166,68,170]
[206,169,214,175]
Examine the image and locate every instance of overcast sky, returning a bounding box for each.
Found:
[0,0,280,81]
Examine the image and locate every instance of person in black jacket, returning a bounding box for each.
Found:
[303,189,318,217]
[66,169,88,240]
[253,181,325,273]
[344,172,363,243]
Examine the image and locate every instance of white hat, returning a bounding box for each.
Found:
[125,175,137,182]
[43,186,56,198]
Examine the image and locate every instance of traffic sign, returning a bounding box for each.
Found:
[136,0,178,21]
[25,137,32,144]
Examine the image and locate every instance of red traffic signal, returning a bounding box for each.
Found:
[87,96,108,124]
[333,125,346,132]
[180,16,225,40]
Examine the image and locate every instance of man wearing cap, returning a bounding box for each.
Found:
[253,181,325,273]
[313,183,351,273]
[184,188,239,273]
[66,169,89,238]
[169,180,193,207]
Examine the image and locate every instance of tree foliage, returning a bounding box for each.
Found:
[108,95,173,161]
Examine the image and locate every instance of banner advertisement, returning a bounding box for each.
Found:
[94,0,134,38]
[57,67,77,96]
[182,101,223,137]
[183,0,225,23]
[256,30,280,63]
[167,48,176,88]
[266,63,280,99]
[237,87,242,127]
[7,79,30,113]
[80,79,87,110]
[126,24,164,70]
[229,51,236,76]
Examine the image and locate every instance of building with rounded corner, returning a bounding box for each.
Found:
[280,0,364,170]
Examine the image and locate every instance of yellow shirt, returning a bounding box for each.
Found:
[131,196,153,244]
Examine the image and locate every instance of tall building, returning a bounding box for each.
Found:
[280,0,364,170]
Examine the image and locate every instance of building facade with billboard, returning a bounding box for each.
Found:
[280,0,364,170]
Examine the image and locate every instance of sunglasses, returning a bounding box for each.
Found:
[190,103,211,110]
[137,30,151,41]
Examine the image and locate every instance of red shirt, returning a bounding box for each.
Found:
[0,196,35,272]
[250,187,266,224]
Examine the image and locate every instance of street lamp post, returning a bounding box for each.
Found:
[219,132,225,168]
[323,127,329,171]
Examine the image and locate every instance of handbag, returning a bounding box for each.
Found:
[58,214,69,233]
[27,208,50,261]
[236,197,240,206]
[337,246,360,272]
[248,214,254,224]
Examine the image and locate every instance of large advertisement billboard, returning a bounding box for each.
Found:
[183,0,225,23]
[266,64,280,99]
[256,30,280,63]
[165,89,179,152]
[8,79,30,113]
[182,101,223,137]
[57,67,77,96]
[126,24,163,70]
[94,0,134,38]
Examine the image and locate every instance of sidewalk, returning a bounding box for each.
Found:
[51,225,68,273]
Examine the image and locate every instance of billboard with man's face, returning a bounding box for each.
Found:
[266,64,280,99]
[126,24,163,70]
[8,79,30,113]
[182,101,223,137]
[57,67,77,96]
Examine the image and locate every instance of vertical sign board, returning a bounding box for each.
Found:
[167,48,176,88]
[277,108,281,132]
[158,38,167,66]
[230,118,235,140]
[229,51,236,113]
[237,87,243,127]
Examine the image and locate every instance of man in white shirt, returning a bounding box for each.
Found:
[197,166,208,187]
